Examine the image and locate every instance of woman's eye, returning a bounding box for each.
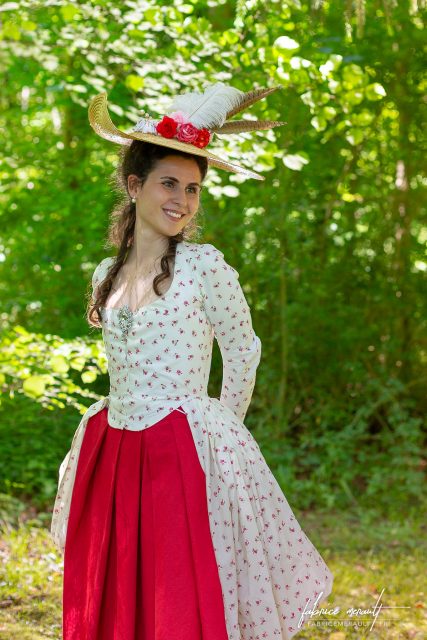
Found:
[162,181,199,194]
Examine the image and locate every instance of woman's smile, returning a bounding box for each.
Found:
[162,208,185,221]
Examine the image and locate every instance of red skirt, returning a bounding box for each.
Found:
[63,406,229,640]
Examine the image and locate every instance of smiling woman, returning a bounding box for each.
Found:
[53,81,333,640]
[127,153,203,239]
[86,140,209,328]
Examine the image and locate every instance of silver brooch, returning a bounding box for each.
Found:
[117,305,133,342]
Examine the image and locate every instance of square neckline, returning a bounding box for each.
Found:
[101,241,185,317]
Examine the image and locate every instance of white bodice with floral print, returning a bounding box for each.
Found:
[93,241,262,430]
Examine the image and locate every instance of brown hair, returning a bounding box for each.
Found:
[87,140,209,328]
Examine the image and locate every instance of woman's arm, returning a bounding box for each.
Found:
[196,243,262,422]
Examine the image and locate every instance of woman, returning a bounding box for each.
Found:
[51,82,333,640]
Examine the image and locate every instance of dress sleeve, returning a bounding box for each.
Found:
[91,257,113,298]
[197,243,262,423]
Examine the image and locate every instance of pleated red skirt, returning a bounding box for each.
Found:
[63,406,229,640]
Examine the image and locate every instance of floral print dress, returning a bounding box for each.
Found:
[51,240,333,639]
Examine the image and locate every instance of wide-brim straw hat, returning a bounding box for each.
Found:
[88,81,286,181]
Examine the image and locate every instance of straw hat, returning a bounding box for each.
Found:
[88,81,286,181]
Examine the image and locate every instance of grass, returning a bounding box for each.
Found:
[0,500,425,639]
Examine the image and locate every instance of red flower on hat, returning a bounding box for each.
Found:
[176,123,199,144]
[193,128,211,148]
[156,116,178,138]
[155,114,211,149]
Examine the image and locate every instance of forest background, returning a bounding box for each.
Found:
[0,1,425,637]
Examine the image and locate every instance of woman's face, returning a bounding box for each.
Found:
[129,155,203,235]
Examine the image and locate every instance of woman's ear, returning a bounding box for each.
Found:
[127,174,140,198]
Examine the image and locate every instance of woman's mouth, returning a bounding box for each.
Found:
[163,208,185,221]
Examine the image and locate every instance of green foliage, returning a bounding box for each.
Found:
[0,392,109,510]
[1,326,108,411]
[0,0,425,519]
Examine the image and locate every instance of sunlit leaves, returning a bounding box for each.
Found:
[49,356,69,374]
[60,4,80,22]
[219,30,240,45]
[81,370,98,383]
[351,110,375,127]
[179,3,194,15]
[345,128,365,145]
[311,115,327,131]
[142,7,160,25]
[282,153,309,171]
[125,74,145,92]
[0,20,21,40]
[365,82,387,100]
[0,327,108,412]
[342,63,366,88]
[319,55,343,77]
[21,20,37,32]
[222,185,240,197]
[273,35,299,50]
[22,375,46,398]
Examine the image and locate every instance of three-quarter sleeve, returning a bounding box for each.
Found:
[196,243,262,422]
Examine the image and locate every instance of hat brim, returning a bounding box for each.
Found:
[88,92,265,181]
